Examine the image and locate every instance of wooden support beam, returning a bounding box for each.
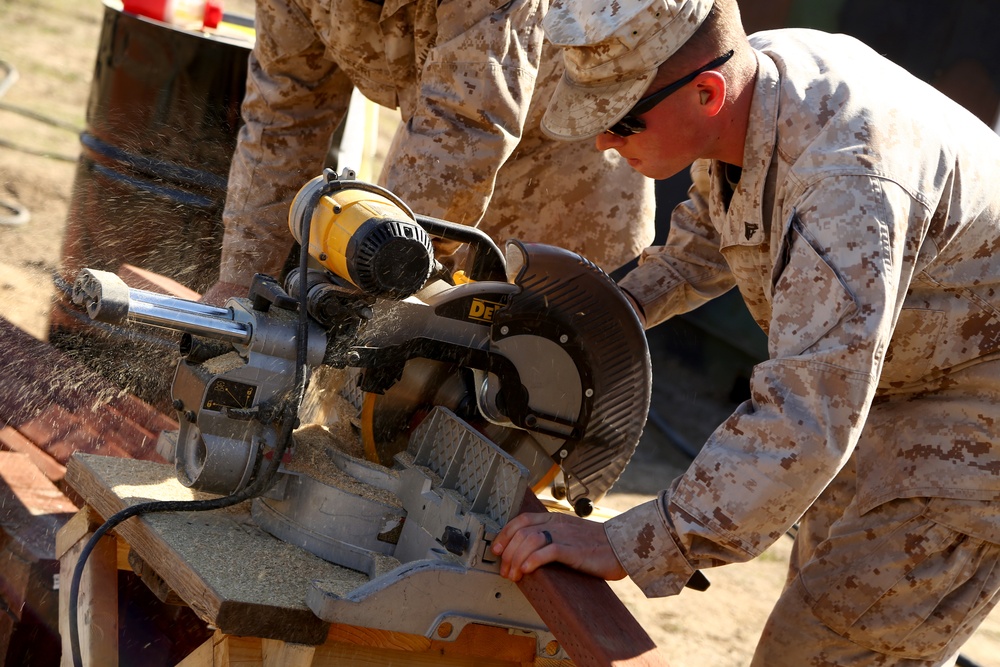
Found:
[58,509,118,667]
[262,637,317,667]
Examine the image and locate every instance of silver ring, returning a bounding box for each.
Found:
[541,529,553,547]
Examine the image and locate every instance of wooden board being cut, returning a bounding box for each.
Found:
[64,453,368,645]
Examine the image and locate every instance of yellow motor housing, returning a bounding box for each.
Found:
[288,176,434,299]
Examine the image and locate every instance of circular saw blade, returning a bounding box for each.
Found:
[359,357,558,489]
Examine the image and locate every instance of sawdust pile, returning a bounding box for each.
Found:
[201,351,245,375]
[287,423,401,508]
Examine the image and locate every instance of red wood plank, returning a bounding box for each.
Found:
[0,317,173,466]
[0,427,66,483]
[515,490,671,667]
[117,263,201,301]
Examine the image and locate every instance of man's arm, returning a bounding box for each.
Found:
[216,0,354,293]
[618,160,736,328]
[379,0,546,236]
[610,176,915,596]
[498,176,916,597]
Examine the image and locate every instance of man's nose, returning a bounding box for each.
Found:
[595,131,626,152]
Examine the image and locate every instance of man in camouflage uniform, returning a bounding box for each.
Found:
[493,0,1000,664]
[201,0,656,304]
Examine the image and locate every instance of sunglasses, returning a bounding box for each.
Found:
[605,50,735,137]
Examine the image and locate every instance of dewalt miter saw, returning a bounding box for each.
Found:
[70,168,652,654]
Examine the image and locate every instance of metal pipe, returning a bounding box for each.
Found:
[125,299,251,344]
[127,287,232,318]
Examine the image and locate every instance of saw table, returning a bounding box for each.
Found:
[56,453,575,667]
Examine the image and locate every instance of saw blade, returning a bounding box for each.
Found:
[359,357,559,490]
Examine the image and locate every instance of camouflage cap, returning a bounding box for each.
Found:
[541,0,714,140]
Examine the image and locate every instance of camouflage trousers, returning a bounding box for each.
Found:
[752,460,1000,666]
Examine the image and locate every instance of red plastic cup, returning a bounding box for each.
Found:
[121,0,224,29]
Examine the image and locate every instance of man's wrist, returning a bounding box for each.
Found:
[603,496,695,598]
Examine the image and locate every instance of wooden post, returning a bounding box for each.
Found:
[57,508,119,667]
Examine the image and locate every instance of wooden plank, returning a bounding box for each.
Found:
[262,638,317,667]
[175,633,214,667]
[181,631,545,667]
[0,547,33,621]
[311,639,534,667]
[55,506,105,562]
[0,316,174,466]
[515,490,671,667]
[0,451,78,562]
[327,621,550,665]
[0,426,66,483]
[0,317,119,426]
[63,454,339,645]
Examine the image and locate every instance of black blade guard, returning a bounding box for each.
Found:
[495,241,652,503]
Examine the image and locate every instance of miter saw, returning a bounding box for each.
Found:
[70,168,652,655]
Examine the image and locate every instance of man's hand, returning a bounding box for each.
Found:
[492,511,628,582]
[199,280,247,307]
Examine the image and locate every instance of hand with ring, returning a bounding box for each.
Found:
[491,511,627,582]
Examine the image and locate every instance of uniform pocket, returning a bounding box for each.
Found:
[769,225,857,358]
[803,503,997,660]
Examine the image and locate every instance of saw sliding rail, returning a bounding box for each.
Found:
[72,268,251,344]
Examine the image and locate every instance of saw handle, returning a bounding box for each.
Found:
[415,214,507,282]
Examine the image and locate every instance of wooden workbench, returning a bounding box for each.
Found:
[57,453,574,667]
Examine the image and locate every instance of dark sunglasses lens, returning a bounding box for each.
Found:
[607,115,644,137]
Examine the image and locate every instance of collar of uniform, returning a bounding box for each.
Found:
[713,48,780,246]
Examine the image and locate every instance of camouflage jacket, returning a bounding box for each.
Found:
[613,29,1000,597]
[219,0,655,286]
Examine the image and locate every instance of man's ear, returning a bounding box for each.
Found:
[696,71,726,115]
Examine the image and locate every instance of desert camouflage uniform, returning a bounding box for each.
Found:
[614,29,1000,665]
[218,0,656,287]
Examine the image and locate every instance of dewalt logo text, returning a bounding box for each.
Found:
[468,298,503,323]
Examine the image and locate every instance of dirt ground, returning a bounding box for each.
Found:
[1,1,998,665]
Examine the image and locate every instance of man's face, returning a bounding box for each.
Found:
[593,54,732,179]
[595,91,707,180]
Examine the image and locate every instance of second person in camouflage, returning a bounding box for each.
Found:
[201,0,657,305]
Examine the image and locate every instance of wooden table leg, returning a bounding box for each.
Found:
[57,507,119,667]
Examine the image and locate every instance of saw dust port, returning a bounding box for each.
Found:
[2,1,1000,666]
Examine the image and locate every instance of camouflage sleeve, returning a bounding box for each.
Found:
[378,0,546,228]
[610,175,915,597]
[218,0,354,287]
[617,160,736,326]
